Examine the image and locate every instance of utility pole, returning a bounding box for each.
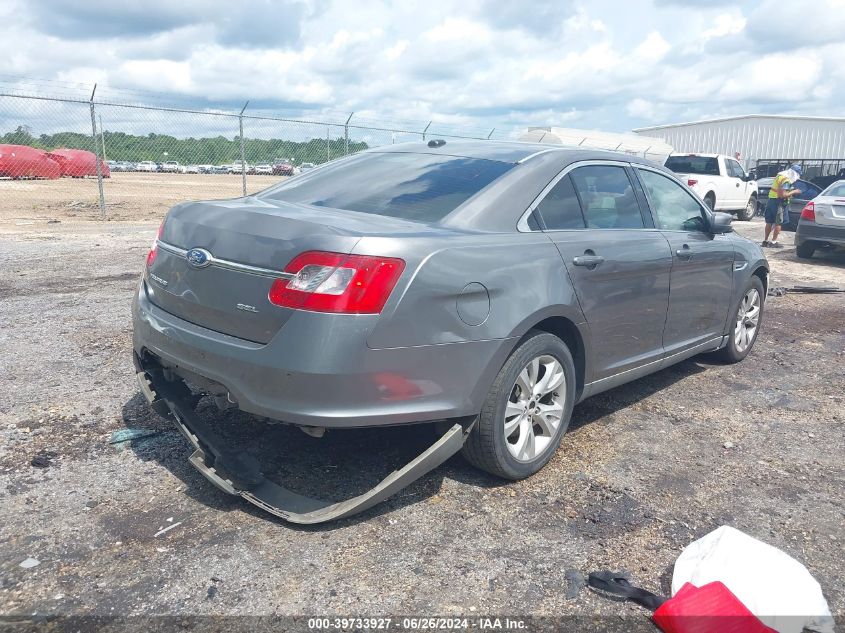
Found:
[239,101,249,196]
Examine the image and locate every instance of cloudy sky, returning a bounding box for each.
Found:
[1,0,844,139]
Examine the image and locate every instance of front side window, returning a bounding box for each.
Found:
[535,174,585,230]
[569,165,644,229]
[726,159,745,179]
[638,169,707,232]
[258,152,514,222]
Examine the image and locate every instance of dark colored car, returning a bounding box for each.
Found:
[134,141,768,523]
[272,161,294,176]
[795,180,845,259]
[756,178,822,231]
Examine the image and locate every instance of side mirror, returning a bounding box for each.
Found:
[709,211,733,234]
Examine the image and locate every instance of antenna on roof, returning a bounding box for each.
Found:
[427,139,446,148]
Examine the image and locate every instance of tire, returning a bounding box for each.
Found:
[796,242,815,259]
[737,195,756,221]
[704,193,716,211]
[462,331,576,480]
[713,276,764,364]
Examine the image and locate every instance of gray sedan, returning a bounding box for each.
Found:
[133,141,768,522]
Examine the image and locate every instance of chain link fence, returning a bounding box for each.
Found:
[0,91,500,222]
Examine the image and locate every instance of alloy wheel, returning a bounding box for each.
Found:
[734,288,761,353]
[503,355,566,462]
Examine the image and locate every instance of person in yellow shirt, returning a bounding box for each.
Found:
[762,164,803,248]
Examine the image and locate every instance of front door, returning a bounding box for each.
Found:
[635,167,735,356]
[530,163,673,381]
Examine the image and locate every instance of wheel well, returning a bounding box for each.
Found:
[752,266,768,296]
[530,316,585,399]
[704,191,716,201]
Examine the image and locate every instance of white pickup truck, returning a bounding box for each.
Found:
[664,153,758,221]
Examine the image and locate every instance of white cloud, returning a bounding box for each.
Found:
[635,31,671,60]
[0,0,842,139]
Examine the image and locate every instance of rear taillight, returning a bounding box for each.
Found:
[268,251,405,314]
[146,222,164,267]
[687,179,698,187]
[800,201,815,222]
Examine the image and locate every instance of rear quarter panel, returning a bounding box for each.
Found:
[357,233,586,349]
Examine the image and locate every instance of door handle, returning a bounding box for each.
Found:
[675,245,692,260]
[572,254,605,268]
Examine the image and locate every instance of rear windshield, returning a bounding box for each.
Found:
[258,152,514,222]
[823,183,845,197]
[664,155,720,176]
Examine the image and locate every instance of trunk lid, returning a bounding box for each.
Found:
[813,196,845,228]
[146,197,424,344]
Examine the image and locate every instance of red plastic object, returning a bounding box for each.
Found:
[653,582,777,633]
[47,148,110,178]
[0,144,61,179]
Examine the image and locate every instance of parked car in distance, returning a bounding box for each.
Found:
[254,164,273,175]
[185,164,200,174]
[229,160,253,175]
[134,140,768,522]
[161,161,186,173]
[664,153,758,220]
[196,164,215,174]
[211,165,230,174]
[136,161,158,172]
[272,161,294,176]
[299,162,315,172]
[795,180,845,259]
[756,177,822,231]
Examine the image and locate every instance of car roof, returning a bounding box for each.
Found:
[366,140,659,166]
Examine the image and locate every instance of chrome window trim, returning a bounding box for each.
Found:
[156,240,294,279]
[517,159,634,232]
[516,147,567,164]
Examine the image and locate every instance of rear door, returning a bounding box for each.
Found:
[634,167,734,356]
[530,161,672,380]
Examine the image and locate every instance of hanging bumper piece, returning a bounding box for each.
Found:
[135,365,471,525]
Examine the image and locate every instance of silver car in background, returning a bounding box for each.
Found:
[133,141,768,522]
[795,180,845,258]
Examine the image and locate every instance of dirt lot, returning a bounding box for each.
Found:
[0,186,843,629]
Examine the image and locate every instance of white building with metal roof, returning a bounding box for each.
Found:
[632,114,845,185]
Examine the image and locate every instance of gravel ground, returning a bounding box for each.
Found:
[0,204,843,628]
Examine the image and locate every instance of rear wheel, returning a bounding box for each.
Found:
[714,277,764,363]
[462,331,576,480]
[796,241,816,259]
[737,195,756,221]
[704,192,716,211]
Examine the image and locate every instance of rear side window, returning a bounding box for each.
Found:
[258,152,514,222]
[535,174,586,230]
[665,155,720,176]
[569,165,644,229]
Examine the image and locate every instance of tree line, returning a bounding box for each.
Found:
[1,126,368,165]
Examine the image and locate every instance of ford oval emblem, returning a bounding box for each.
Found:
[186,247,212,268]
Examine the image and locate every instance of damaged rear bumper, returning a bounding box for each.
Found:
[135,360,472,525]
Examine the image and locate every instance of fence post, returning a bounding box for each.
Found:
[239,101,249,197]
[88,84,107,220]
[327,127,330,161]
[422,121,432,141]
[487,128,495,140]
[344,112,354,155]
